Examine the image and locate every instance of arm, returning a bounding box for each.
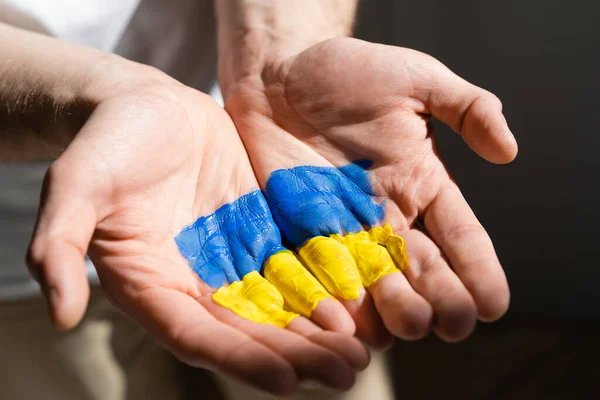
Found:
[0,22,173,162]
[0,22,108,161]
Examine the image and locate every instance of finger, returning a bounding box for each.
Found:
[305,331,371,372]
[210,270,367,374]
[423,184,510,322]
[212,271,299,328]
[298,236,392,349]
[263,250,356,334]
[341,290,394,351]
[298,236,362,300]
[126,287,298,396]
[285,318,370,371]
[415,56,518,164]
[310,298,356,335]
[401,229,478,342]
[26,161,96,331]
[332,227,431,340]
[202,297,357,391]
[286,315,325,336]
[368,271,433,341]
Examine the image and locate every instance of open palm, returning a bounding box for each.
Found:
[27,74,367,395]
[226,37,518,347]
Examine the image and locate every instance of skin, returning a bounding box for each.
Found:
[217,1,518,348]
[0,24,368,395]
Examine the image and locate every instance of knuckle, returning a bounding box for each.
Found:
[443,223,486,246]
[45,157,86,189]
[485,91,503,111]
[26,238,48,274]
[400,315,432,340]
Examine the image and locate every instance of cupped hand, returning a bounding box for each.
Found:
[224,37,518,347]
[26,62,368,395]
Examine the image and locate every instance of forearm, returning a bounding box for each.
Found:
[214,0,358,96]
[0,23,124,161]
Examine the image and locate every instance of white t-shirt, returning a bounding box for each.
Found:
[0,0,218,300]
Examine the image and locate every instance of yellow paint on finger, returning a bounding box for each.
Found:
[263,250,332,318]
[369,224,410,271]
[212,271,299,328]
[332,231,398,287]
[298,236,362,300]
[333,224,409,287]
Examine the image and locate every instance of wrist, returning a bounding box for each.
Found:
[215,0,357,98]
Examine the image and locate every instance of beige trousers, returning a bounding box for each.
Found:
[2,287,599,399]
[0,287,393,400]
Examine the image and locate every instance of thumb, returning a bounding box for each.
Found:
[27,158,98,331]
[417,57,518,164]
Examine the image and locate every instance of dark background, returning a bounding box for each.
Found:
[355,0,599,319]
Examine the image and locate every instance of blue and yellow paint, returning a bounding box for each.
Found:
[175,161,408,327]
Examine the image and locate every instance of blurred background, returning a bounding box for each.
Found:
[355,0,600,397]
[1,0,598,399]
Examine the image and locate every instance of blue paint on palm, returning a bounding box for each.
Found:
[265,160,384,248]
[175,191,284,288]
[175,161,382,287]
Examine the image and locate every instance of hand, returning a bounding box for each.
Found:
[25,59,368,395]
[224,37,518,346]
